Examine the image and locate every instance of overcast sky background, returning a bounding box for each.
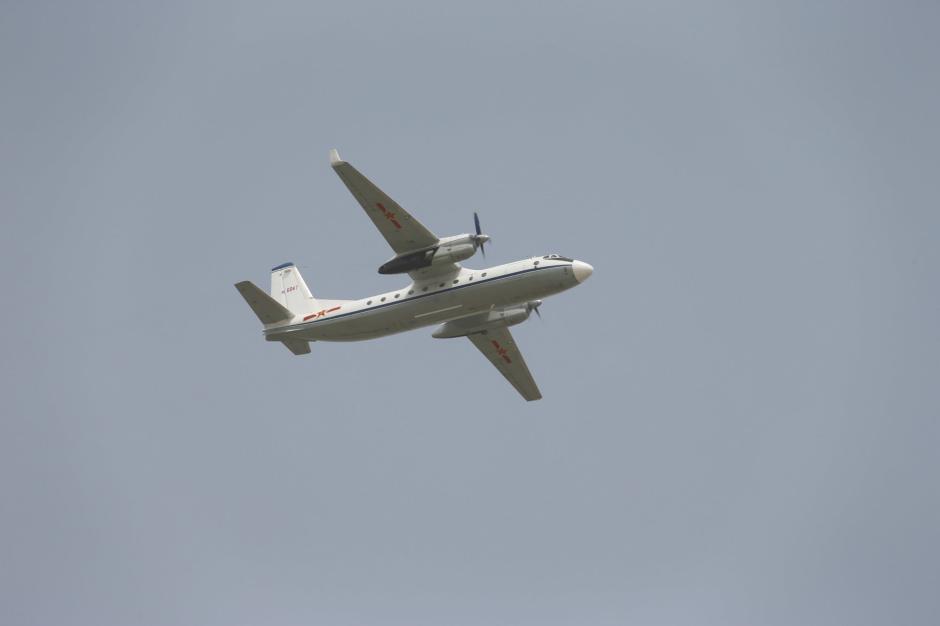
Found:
[2,1,939,625]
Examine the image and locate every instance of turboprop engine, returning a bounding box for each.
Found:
[378,213,491,275]
[378,237,476,274]
[432,301,542,338]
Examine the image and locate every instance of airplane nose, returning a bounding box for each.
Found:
[573,261,593,283]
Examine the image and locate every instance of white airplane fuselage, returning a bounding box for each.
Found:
[236,149,595,400]
[265,256,593,344]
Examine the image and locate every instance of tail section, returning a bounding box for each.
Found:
[235,277,312,356]
[237,262,351,356]
[270,262,318,315]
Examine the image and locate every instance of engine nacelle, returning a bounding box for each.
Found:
[432,240,477,265]
[378,235,478,274]
[432,305,532,338]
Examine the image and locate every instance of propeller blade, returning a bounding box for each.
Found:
[534,307,541,320]
[473,212,488,257]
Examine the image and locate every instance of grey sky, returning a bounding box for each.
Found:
[2,1,939,624]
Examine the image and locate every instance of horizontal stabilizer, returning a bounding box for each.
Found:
[281,339,311,355]
[235,280,294,324]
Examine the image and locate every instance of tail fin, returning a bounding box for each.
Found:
[270,262,318,315]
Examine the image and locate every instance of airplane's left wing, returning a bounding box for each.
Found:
[467,327,543,401]
[330,149,440,254]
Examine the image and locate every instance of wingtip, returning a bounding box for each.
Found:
[329,148,344,166]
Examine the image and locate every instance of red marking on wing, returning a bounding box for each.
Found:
[491,340,512,364]
[376,202,402,229]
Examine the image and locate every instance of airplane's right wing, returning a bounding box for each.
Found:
[467,327,542,401]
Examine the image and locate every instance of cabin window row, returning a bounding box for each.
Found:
[363,272,489,306]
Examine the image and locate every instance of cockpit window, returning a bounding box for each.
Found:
[543,254,574,262]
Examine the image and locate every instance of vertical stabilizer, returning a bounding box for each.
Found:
[270,262,318,314]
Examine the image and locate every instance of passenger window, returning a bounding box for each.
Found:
[422,286,428,292]
[367,300,372,305]
[482,272,487,277]
[380,297,386,302]
[453,279,459,284]
[439,283,445,288]
[394,294,400,298]
[408,290,414,295]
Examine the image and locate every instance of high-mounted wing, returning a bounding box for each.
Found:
[330,149,439,254]
[467,327,542,401]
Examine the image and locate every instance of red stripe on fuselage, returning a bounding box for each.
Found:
[303,306,342,321]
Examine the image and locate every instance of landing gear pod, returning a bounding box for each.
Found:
[431,305,533,338]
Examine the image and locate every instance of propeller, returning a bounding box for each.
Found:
[473,212,490,258]
[527,300,543,320]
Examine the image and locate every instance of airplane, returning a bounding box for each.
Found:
[235,150,593,401]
